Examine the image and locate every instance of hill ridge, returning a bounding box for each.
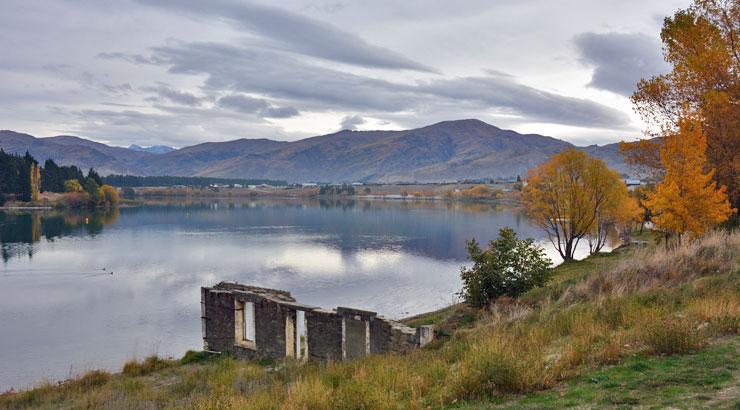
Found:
[0,120,633,182]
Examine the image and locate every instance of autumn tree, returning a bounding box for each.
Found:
[29,162,41,202]
[630,0,739,212]
[644,119,734,245]
[522,149,636,261]
[101,184,120,205]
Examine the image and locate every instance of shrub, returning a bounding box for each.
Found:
[101,184,119,204]
[63,179,83,193]
[460,227,551,307]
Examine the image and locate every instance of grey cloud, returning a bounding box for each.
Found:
[147,41,629,129]
[218,95,269,113]
[218,94,300,118]
[138,0,435,72]
[102,83,133,94]
[573,32,669,96]
[153,42,417,112]
[143,84,201,106]
[418,74,631,128]
[73,107,289,147]
[97,52,163,65]
[262,106,299,118]
[340,115,365,130]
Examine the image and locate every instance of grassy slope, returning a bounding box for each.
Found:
[1,232,738,409]
[459,338,738,409]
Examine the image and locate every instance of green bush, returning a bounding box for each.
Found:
[460,227,552,307]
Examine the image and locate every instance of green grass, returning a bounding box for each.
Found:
[459,337,738,409]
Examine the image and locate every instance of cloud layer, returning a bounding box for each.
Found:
[573,32,669,96]
[0,0,686,147]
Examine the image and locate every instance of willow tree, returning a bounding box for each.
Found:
[522,149,635,262]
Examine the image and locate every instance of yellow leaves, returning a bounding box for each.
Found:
[30,162,41,202]
[630,1,739,210]
[522,149,632,260]
[101,184,120,204]
[644,119,735,237]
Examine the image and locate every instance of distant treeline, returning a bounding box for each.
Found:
[0,150,100,201]
[0,149,111,207]
[102,175,288,188]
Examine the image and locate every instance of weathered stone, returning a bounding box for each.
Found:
[201,282,433,361]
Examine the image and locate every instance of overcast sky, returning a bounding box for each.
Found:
[1,0,686,148]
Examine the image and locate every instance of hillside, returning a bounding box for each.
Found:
[2,231,737,409]
[0,120,636,183]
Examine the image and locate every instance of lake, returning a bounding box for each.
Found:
[0,199,606,390]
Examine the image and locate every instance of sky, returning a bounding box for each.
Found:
[0,0,687,148]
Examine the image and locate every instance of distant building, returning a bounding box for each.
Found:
[624,179,642,190]
[301,183,318,187]
[201,283,433,361]
[233,184,243,188]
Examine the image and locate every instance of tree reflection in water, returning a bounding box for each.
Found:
[0,208,119,262]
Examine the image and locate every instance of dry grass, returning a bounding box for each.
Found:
[2,231,738,409]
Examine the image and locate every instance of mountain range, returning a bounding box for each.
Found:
[0,119,633,183]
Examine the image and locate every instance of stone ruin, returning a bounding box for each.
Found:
[201,282,434,361]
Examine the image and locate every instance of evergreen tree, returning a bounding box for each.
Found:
[41,159,62,192]
[87,168,102,186]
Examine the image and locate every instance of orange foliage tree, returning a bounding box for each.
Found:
[644,119,734,244]
[630,0,739,212]
[522,149,637,261]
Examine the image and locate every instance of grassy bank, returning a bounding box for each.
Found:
[1,231,738,409]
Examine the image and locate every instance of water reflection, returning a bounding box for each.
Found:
[0,199,613,391]
[0,209,119,262]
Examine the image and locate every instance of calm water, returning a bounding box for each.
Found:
[0,199,603,390]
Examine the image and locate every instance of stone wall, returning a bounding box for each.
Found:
[202,282,433,362]
[306,309,343,360]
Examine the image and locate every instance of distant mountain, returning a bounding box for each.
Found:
[0,130,151,175]
[0,120,637,182]
[128,144,176,154]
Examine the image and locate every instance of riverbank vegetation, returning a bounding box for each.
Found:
[2,229,736,409]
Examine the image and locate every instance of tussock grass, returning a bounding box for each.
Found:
[2,231,738,409]
[122,355,175,377]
